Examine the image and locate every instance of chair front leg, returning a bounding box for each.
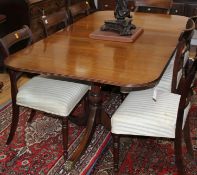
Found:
[27,109,37,123]
[113,133,120,172]
[6,104,20,144]
[62,117,68,160]
[183,115,194,158]
[6,69,19,145]
[175,135,185,175]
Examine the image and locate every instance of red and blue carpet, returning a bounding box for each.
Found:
[0,88,196,174]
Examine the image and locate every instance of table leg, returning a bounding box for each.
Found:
[65,83,102,170]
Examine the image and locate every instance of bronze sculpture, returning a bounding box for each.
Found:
[101,0,136,36]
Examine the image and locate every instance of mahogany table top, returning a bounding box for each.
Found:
[5,11,187,88]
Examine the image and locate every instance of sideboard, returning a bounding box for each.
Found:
[98,0,197,17]
[0,0,65,42]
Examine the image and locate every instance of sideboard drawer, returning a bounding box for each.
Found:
[170,3,185,16]
[185,3,197,17]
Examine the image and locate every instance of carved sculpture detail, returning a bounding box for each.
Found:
[114,0,131,20]
[101,0,136,36]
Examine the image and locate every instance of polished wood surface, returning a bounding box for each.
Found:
[5,11,187,88]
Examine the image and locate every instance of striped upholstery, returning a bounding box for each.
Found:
[111,89,186,138]
[191,29,197,46]
[17,76,90,117]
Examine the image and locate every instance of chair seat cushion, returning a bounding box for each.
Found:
[17,76,90,117]
[111,89,182,138]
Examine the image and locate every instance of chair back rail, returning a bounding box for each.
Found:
[0,25,33,74]
[190,16,197,29]
[0,25,32,58]
[40,9,68,37]
[68,1,90,24]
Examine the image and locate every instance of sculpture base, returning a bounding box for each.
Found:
[89,27,144,43]
[101,19,136,36]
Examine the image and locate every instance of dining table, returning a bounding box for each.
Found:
[4,11,188,168]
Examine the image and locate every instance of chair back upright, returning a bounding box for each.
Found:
[175,57,197,140]
[68,1,90,24]
[171,18,195,93]
[40,9,68,37]
[134,0,171,14]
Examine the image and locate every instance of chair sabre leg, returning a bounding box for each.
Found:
[175,137,186,175]
[27,109,36,123]
[113,133,120,172]
[6,104,20,145]
[62,117,68,160]
[184,116,194,158]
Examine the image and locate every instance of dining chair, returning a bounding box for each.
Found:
[152,18,195,100]
[40,9,68,37]
[68,1,91,24]
[119,18,195,101]
[134,0,171,14]
[111,55,197,175]
[4,26,90,161]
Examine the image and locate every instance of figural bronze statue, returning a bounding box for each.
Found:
[101,0,136,36]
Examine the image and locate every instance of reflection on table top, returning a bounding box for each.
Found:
[5,11,187,88]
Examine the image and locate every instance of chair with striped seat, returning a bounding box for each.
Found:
[111,56,197,174]
[120,18,195,100]
[4,26,90,161]
[152,18,195,101]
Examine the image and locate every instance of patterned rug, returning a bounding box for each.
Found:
[0,89,196,175]
[91,84,197,174]
[0,102,110,175]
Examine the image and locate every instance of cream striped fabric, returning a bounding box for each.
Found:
[111,89,181,138]
[17,76,90,117]
[191,29,197,46]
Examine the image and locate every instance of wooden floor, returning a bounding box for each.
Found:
[0,73,29,105]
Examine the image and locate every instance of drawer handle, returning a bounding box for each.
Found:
[104,4,109,7]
